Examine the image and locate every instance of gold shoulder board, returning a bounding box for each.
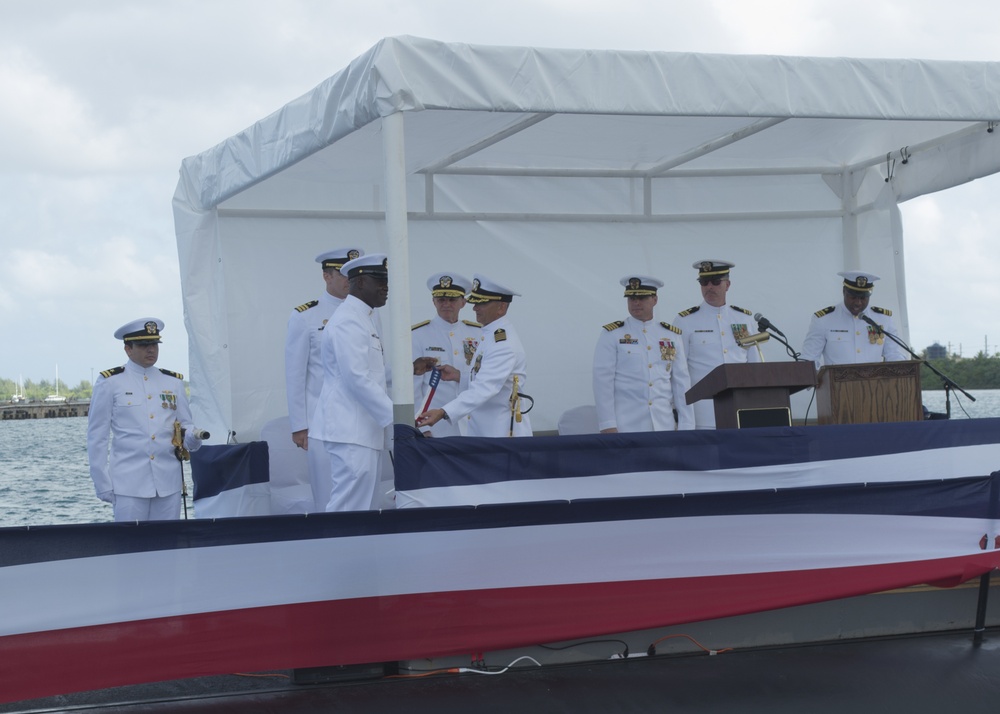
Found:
[99,366,125,379]
[871,306,893,316]
[462,319,483,328]
[660,322,682,335]
[158,368,184,380]
[730,304,753,315]
[602,320,625,332]
[294,299,319,313]
[411,320,431,331]
[677,306,700,317]
[814,306,835,318]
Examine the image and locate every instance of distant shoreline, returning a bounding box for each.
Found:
[0,402,89,420]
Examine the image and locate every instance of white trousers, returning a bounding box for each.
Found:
[307,435,333,513]
[113,492,183,522]
[322,442,382,512]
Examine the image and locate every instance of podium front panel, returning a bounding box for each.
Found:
[816,361,922,425]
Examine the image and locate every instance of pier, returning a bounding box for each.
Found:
[1,402,89,420]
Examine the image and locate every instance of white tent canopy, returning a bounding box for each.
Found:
[173,36,1000,440]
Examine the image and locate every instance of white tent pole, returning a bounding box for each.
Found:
[382,111,415,426]
[840,169,860,269]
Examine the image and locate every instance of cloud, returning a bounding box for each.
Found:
[0,50,130,172]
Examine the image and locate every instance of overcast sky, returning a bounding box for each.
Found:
[2,0,999,388]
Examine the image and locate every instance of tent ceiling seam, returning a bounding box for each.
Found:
[644,117,788,177]
[846,121,990,174]
[416,113,555,174]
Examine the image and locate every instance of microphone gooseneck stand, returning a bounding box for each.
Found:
[758,322,803,361]
[860,314,974,417]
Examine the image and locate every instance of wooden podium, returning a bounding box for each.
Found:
[816,360,923,425]
[686,362,817,429]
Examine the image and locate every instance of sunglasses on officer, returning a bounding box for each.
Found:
[698,277,726,286]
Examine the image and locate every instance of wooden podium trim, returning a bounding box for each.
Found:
[821,362,919,383]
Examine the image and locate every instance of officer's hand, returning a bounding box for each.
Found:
[413,357,438,375]
[97,491,116,505]
[438,365,461,382]
[291,430,309,449]
[600,427,619,434]
[416,409,445,428]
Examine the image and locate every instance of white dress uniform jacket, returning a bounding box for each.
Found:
[800,303,907,366]
[440,314,531,437]
[411,316,482,437]
[284,291,344,433]
[593,316,696,433]
[674,302,760,429]
[87,361,200,499]
[309,295,393,449]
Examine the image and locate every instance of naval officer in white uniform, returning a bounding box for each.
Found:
[593,275,696,433]
[284,247,363,511]
[800,270,908,366]
[87,318,203,521]
[416,274,532,438]
[309,254,393,511]
[674,260,761,429]
[411,272,481,437]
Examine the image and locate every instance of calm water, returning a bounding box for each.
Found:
[1,389,998,528]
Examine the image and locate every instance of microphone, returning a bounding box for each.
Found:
[191,428,211,440]
[753,313,786,338]
[737,331,771,347]
[859,314,883,333]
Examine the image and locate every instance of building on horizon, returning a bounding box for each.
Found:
[926,343,947,360]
